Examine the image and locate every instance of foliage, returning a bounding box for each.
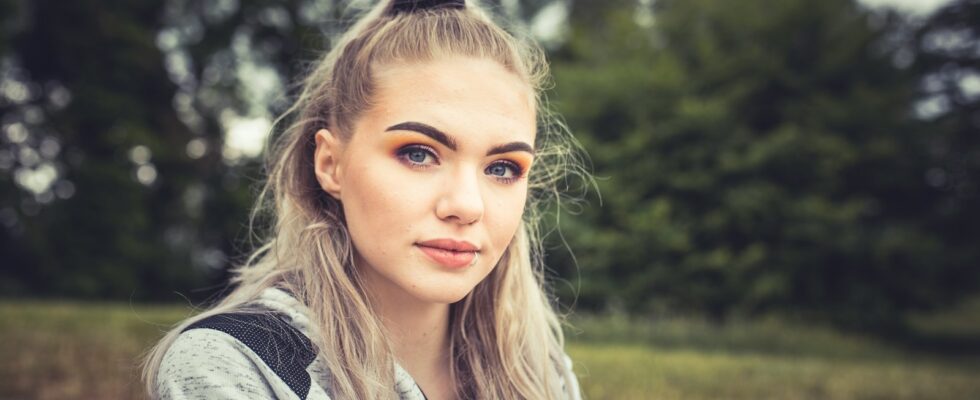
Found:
[0,0,977,330]
[548,0,980,328]
[0,0,211,299]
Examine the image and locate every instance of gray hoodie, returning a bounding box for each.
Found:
[155,287,581,399]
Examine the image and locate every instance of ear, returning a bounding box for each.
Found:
[313,128,344,200]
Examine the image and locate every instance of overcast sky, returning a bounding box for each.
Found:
[857,0,956,15]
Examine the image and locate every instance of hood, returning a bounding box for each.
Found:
[251,286,316,338]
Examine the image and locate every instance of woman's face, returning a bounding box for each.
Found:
[314,56,535,305]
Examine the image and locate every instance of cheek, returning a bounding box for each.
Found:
[340,157,436,250]
[342,165,409,248]
[488,185,529,250]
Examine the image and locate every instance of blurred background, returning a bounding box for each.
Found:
[1,0,978,398]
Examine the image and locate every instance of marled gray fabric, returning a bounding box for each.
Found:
[156,287,581,399]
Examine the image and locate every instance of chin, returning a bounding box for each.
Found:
[413,285,474,304]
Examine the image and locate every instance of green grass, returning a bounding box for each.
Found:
[563,300,980,400]
[0,301,194,400]
[568,343,980,400]
[1,299,979,399]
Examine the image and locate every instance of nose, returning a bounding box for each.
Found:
[435,168,484,225]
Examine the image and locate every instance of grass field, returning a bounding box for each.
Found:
[1,300,978,399]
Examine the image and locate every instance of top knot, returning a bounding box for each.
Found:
[390,0,466,14]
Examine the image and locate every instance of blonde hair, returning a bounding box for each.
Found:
[142,1,591,398]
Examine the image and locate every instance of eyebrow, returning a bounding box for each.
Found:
[385,121,535,156]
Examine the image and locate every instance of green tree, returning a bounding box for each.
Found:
[912,0,980,297]
[0,0,208,298]
[0,0,566,301]
[550,0,978,328]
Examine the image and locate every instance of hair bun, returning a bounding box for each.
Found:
[390,0,465,14]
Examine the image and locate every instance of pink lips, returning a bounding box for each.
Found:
[416,239,479,269]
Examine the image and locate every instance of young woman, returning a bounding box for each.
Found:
[143,0,590,398]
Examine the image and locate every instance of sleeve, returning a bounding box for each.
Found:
[156,329,278,400]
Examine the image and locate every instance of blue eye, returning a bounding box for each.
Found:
[486,164,509,176]
[407,149,427,163]
[396,145,439,167]
[485,161,523,183]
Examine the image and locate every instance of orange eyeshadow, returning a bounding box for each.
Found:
[381,133,441,154]
[382,131,534,173]
[498,152,533,173]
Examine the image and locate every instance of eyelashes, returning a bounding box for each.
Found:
[397,144,439,166]
[394,144,526,184]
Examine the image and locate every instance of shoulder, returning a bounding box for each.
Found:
[157,312,320,400]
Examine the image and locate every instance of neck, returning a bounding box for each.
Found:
[355,253,458,399]
[358,264,452,373]
[378,289,452,368]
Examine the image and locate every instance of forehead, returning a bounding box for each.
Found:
[360,57,537,146]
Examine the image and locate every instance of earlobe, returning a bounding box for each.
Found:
[313,128,343,199]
